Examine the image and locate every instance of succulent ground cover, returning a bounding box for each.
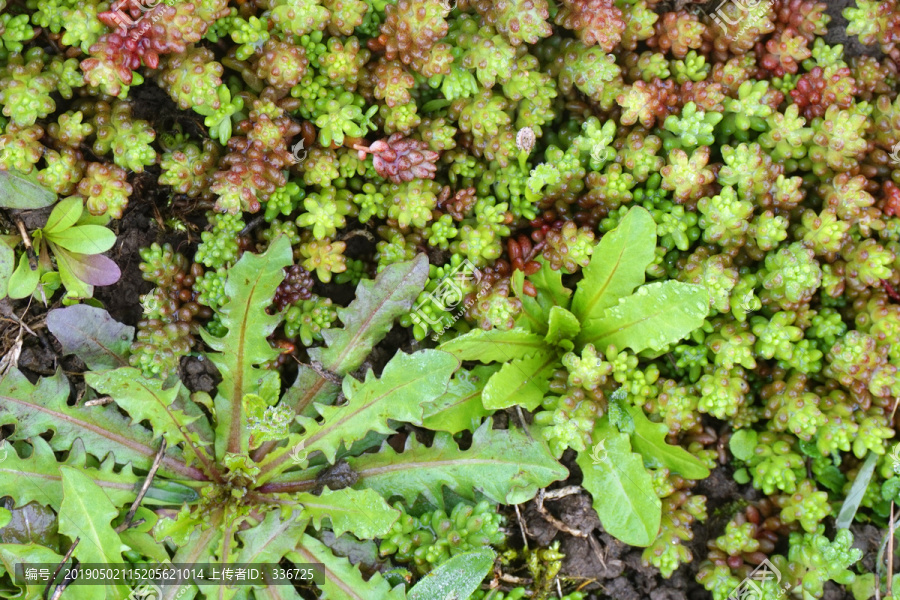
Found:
[3,0,900,598]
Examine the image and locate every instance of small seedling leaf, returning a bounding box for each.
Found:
[0,169,56,209]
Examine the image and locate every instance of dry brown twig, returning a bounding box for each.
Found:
[44,537,79,600]
[116,438,168,533]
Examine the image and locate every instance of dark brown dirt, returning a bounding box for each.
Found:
[95,201,160,326]
[179,354,221,393]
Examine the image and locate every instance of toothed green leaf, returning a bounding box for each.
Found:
[544,305,581,347]
[199,236,293,459]
[296,487,399,538]
[422,365,498,434]
[528,259,572,308]
[624,404,710,479]
[236,508,307,563]
[310,254,429,376]
[0,543,65,599]
[290,535,406,600]
[85,367,213,470]
[351,420,568,509]
[0,368,198,480]
[0,437,148,511]
[297,350,458,464]
[481,352,558,410]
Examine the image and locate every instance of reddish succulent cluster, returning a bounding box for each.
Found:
[437,186,477,221]
[273,264,315,311]
[554,0,624,52]
[355,134,440,183]
[705,501,785,570]
[649,10,705,59]
[211,96,303,213]
[378,0,452,76]
[790,66,857,119]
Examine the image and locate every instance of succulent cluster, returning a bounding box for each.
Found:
[3,0,900,598]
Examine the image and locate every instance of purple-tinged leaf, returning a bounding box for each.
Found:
[46,305,133,370]
[53,246,121,286]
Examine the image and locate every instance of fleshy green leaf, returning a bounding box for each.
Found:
[45,224,116,254]
[0,168,56,209]
[578,280,710,352]
[290,535,406,600]
[624,404,710,479]
[43,196,83,235]
[296,487,399,538]
[0,240,14,299]
[481,352,558,410]
[295,350,458,465]
[310,255,429,376]
[0,368,201,480]
[544,305,580,347]
[729,429,758,462]
[350,420,568,509]
[577,417,661,547]
[199,236,292,459]
[85,367,214,470]
[7,252,39,299]
[46,305,133,370]
[571,206,656,323]
[422,365,497,434]
[439,328,549,363]
[408,548,495,600]
[58,467,129,599]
